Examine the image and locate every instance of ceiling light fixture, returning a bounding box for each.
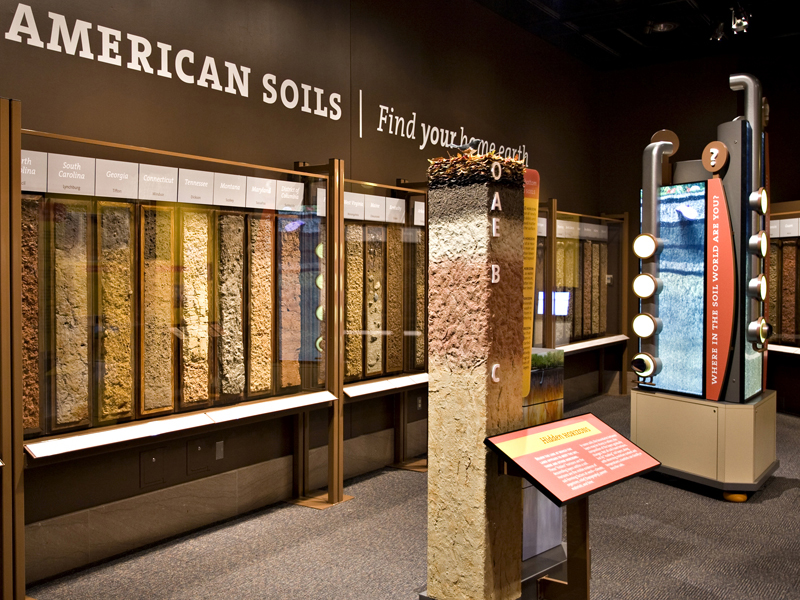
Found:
[731,5,749,34]
[711,22,726,41]
[648,21,678,33]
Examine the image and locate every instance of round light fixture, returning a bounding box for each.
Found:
[633,234,659,259]
[747,317,771,344]
[315,305,324,321]
[632,313,662,338]
[315,336,324,353]
[631,352,662,378]
[315,243,325,259]
[632,273,661,299]
[748,231,768,257]
[747,274,767,301]
[749,187,768,214]
[316,274,324,290]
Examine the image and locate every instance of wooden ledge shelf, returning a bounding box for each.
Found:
[343,373,429,401]
[766,344,800,355]
[558,334,629,355]
[24,391,336,459]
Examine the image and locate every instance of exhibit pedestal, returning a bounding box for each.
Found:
[631,389,778,492]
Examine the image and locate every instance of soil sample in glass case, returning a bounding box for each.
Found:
[582,240,592,337]
[573,241,583,341]
[599,242,608,334]
[249,215,273,393]
[591,241,601,335]
[554,240,567,345]
[386,224,403,373]
[564,238,577,343]
[181,210,211,404]
[769,242,780,337]
[21,195,40,431]
[345,224,364,378]
[53,200,90,426]
[97,203,134,421]
[365,225,385,376]
[278,218,301,388]
[142,207,174,413]
[218,214,245,396]
[415,228,426,369]
[781,240,797,344]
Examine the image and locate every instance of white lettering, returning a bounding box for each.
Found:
[197,55,222,91]
[224,61,249,97]
[281,79,298,109]
[491,364,500,383]
[126,33,153,73]
[262,73,277,104]
[96,25,121,66]
[156,41,172,78]
[175,49,194,84]
[492,264,500,283]
[46,12,93,59]
[490,192,502,211]
[492,218,500,237]
[5,3,44,48]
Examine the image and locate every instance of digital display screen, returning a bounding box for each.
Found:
[647,182,706,396]
[537,291,570,317]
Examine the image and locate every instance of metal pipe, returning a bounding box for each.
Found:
[729,73,762,193]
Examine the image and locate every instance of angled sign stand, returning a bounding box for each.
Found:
[486,414,659,600]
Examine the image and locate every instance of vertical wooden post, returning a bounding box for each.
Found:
[0,98,25,600]
[326,158,345,504]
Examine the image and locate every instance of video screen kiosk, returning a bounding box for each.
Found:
[630,73,778,501]
[486,414,659,600]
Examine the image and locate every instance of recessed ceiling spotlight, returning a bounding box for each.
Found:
[646,21,679,34]
[711,22,726,41]
[732,6,749,34]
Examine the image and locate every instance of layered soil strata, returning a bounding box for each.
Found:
[415,228,425,369]
[365,226,384,375]
[143,208,174,412]
[582,240,592,336]
[386,224,403,372]
[54,201,89,426]
[249,216,273,392]
[345,224,364,378]
[573,240,583,340]
[218,214,245,395]
[781,240,796,343]
[591,241,601,334]
[21,195,40,430]
[181,211,210,404]
[98,204,134,420]
[599,242,608,334]
[769,243,779,336]
[533,237,545,347]
[279,221,301,388]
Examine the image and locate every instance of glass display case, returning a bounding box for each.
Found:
[532,206,627,350]
[767,207,800,346]
[20,135,328,437]
[342,181,427,383]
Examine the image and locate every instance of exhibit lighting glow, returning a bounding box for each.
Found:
[747,317,771,344]
[632,273,660,298]
[748,231,768,257]
[633,234,659,259]
[747,274,767,301]
[749,187,768,214]
[631,352,661,377]
[632,313,661,338]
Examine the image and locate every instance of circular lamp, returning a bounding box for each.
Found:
[749,187,768,215]
[633,234,659,259]
[632,313,662,338]
[631,352,662,378]
[315,243,325,259]
[746,317,771,344]
[747,274,768,301]
[315,305,324,321]
[748,231,768,257]
[632,273,661,299]
[316,274,324,290]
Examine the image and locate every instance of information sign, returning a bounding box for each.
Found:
[485,413,659,506]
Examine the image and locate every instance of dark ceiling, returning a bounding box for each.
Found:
[475,0,800,69]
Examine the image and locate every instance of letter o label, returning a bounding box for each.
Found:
[491,162,502,180]
[281,79,299,109]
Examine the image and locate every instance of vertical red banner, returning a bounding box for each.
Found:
[705,178,736,400]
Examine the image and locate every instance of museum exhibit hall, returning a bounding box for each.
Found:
[0,1,799,599]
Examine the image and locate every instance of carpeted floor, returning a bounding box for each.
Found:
[28,394,800,600]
